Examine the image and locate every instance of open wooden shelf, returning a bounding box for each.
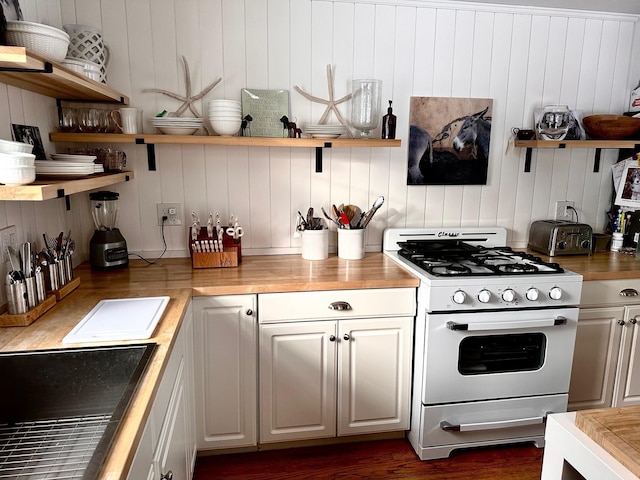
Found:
[514,139,640,172]
[0,171,133,202]
[49,133,401,172]
[0,46,128,103]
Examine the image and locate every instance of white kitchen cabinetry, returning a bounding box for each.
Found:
[192,295,257,450]
[127,302,196,480]
[258,288,415,443]
[569,280,640,410]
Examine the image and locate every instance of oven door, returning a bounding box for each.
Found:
[422,307,578,405]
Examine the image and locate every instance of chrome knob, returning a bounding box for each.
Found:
[343,333,350,341]
[618,319,626,326]
[329,335,336,342]
[630,317,638,325]
[549,287,562,300]
[246,309,253,316]
[526,288,539,301]
[477,289,491,303]
[502,289,516,302]
[160,471,173,480]
[452,290,466,304]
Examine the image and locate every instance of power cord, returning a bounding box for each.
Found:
[567,205,579,223]
[128,215,168,264]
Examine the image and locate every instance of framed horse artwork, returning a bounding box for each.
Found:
[407,96,492,185]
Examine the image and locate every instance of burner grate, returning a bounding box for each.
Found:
[0,414,111,479]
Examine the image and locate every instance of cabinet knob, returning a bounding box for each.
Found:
[618,319,626,326]
[329,335,336,342]
[620,288,639,297]
[160,471,173,480]
[631,317,638,325]
[329,301,352,311]
[246,309,253,316]
[343,333,351,341]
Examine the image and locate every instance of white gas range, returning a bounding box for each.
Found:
[383,227,583,460]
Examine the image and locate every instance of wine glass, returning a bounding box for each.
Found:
[350,79,382,138]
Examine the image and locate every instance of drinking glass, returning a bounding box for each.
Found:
[58,108,78,132]
[351,79,382,138]
[78,108,100,133]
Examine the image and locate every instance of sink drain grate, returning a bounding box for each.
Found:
[0,414,111,479]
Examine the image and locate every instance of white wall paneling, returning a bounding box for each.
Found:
[1,0,639,269]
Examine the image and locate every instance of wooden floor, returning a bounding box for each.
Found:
[193,438,544,479]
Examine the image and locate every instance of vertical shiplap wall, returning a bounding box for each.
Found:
[0,0,638,262]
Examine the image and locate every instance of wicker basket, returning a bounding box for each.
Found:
[63,24,109,83]
[5,21,70,62]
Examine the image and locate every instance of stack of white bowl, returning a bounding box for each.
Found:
[0,140,36,186]
[208,100,242,136]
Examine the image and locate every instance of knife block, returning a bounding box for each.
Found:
[188,227,241,269]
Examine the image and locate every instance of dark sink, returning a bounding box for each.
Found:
[0,343,156,479]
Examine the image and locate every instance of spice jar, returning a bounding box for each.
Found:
[611,232,624,252]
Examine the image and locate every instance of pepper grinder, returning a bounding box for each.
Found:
[382,100,396,139]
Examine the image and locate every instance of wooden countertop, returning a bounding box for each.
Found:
[575,406,640,477]
[527,250,640,281]
[0,252,418,479]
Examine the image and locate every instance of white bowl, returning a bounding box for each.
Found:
[208,100,241,109]
[156,126,200,135]
[208,107,242,114]
[5,21,70,62]
[0,166,36,185]
[0,139,34,154]
[0,152,36,167]
[210,118,242,136]
[208,113,242,120]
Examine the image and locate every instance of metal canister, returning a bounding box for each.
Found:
[6,281,28,315]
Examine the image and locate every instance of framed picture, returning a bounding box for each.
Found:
[241,89,289,137]
[407,97,492,185]
[0,0,23,20]
[12,124,46,160]
[615,163,640,208]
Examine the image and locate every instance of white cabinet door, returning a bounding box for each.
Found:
[260,321,337,443]
[568,307,623,410]
[193,295,257,449]
[337,317,412,435]
[614,306,640,407]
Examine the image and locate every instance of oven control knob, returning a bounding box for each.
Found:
[549,286,563,300]
[452,290,467,304]
[526,288,540,301]
[477,289,491,303]
[501,289,516,302]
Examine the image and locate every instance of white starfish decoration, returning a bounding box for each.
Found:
[294,64,352,126]
[142,55,222,118]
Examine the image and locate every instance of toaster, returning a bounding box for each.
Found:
[528,220,593,256]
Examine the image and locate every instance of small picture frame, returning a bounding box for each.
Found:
[241,89,290,137]
[12,124,46,160]
[0,0,24,21]
[615,163,640,208]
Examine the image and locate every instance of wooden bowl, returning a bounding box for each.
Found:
[582,114,640,140]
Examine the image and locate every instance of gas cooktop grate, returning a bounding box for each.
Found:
[0,414,111,479]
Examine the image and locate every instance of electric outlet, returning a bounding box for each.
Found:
[555,201,575,221]
[157,203,183,226]
[0,225,17,263]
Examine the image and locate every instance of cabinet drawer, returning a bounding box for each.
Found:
[258,288,416,323]
[581,280,640,307]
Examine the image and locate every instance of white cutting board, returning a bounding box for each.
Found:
[62,296,170,344]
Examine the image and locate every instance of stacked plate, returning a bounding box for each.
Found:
[150,116,204,135]
[303,124,348,139]
[50,153,103,173]
[36,158,97,177]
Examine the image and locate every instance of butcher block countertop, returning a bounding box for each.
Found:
[0,252,418,479]
[527,250,640,281]
[575,406,640,477]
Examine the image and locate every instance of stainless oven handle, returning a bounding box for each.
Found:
[440,415,545,432]
[446,316,567,331]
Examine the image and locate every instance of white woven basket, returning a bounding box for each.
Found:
[63,24,109,83]
[5,21,70,62]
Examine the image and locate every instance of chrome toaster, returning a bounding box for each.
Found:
[528,220,593,256]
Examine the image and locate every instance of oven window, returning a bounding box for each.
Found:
[458,333,546,375]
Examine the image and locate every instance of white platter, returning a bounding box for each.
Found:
[62,296,170,344]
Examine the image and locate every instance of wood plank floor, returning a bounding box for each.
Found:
[193,439,544,479]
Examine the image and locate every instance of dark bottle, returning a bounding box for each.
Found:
[381,100,396,139]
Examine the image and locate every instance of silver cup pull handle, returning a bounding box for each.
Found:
[329,301,352,311]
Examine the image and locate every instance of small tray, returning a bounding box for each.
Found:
[49,276,81,300]
[0,295,57,327]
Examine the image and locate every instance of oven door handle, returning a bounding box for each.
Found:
[440,415,546,432]
[446,316,567,331]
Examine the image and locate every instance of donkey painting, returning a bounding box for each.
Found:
[452,106,491,160]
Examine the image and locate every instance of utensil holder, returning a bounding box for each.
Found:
[301,229,329,260]
[0,294,56,327]
[189,227,240,269]
[337,229,366,260]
